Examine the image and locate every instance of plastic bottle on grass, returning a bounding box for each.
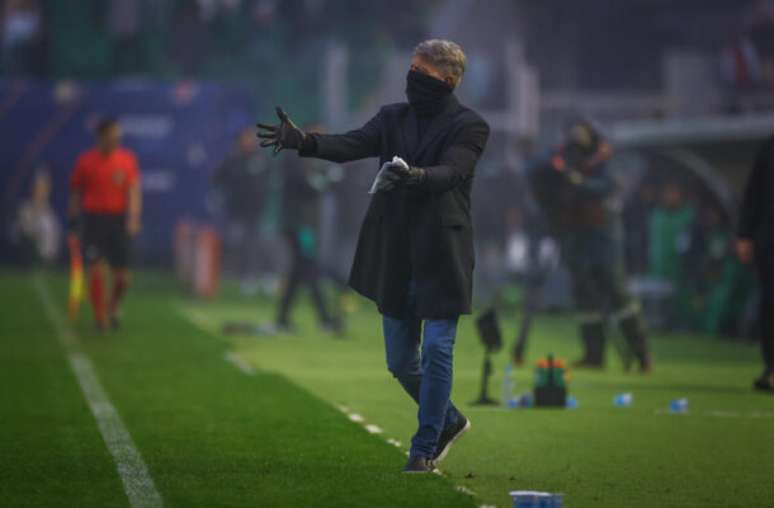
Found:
[613,393,633,407]
[510,491,563,508]
[669,398,688,414]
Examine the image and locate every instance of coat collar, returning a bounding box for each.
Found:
[400,95,460,164]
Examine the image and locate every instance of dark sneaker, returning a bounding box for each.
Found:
[753,372,774,393]
[432,415,471,465]
[403,455,435,473]
[109,313,121,331]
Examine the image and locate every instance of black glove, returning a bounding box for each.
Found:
[385,162,426,187]
[256,107,306,155]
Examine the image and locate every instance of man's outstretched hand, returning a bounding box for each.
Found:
[256,107,306,155]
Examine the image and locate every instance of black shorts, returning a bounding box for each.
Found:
[82,213,131,268]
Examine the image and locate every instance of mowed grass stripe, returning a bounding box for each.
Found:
[44,273,474,508]
[0,273,127,507]
[34,274,164,508]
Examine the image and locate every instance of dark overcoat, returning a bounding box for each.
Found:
[300,95,490,318]
[739,136,774,255]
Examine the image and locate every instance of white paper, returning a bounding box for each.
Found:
[368,155,409,194]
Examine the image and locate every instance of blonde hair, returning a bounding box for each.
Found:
[414,39,466,85]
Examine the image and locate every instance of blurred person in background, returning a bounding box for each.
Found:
[105,0,142,75]
[13,167,60,266]
[737,137,774,392]
[212,127,269,295]
[69,118,141,332]
[1,0,45,75]
[623,183,656,275]
[257,39,489,473]
[648,181,696,328]
[688,207,753,336]
[275,124,340,334]
[526,119,651,372]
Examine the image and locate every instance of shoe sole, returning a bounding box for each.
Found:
[433,418,471,466]
[402,468,438,474]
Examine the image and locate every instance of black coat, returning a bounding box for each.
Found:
[299,95,490,319]
[739,136,774,255]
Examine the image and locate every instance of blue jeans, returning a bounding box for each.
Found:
[383,285,461,458]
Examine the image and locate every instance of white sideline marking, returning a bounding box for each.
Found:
[364,424,383,434]
[224,351,255,375]
[177,306,258,377]
[347,413,364,423]
[455,485,475,495]
[34,276,163,508]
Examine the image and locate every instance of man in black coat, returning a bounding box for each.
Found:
[257,39,489,472]
[737,137,774,393]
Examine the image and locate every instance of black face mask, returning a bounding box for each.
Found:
[405,69,454,117]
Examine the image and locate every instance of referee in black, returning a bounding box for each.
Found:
[737,137,774,392]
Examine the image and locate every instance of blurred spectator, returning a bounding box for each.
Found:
[212,128,269,294]
[275,125,340,334]
[106,0,142,75]
[689,207,754,336]
[1,0,45,75]
[170,1,211,76]
[12,167,60,266]
[623,183,656,275]
[648,181,695,328]
[737,136,774,392]
[722,0,774,88]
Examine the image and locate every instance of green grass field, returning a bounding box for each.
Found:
[2,271,773,508]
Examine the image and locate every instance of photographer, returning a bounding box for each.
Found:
[526,120,651,372]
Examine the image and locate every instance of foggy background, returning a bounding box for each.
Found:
[2,0,772,338]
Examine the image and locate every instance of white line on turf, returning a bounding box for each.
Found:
[364,424,383,434]
[347,413,364,423]
[178,306,258,377]
[34,275,163,508]
[455,485,476,496]
[224,351,255,375]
